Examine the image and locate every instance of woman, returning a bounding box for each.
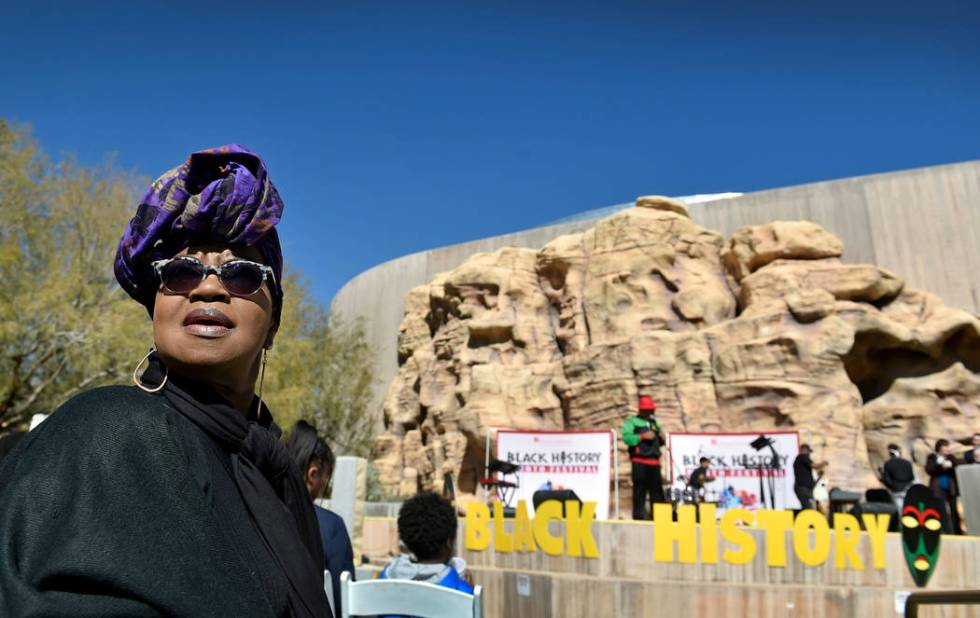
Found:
[286,420,355,616]
[0,146,332,617]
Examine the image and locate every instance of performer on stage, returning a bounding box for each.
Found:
[622,395,666,520]
[688,457,715,503]
[964,432,980,464]
[926,439,963,534]
[880,443,915,510]
[792,443,828,510]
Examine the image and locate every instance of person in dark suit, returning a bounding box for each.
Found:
[964,432,980,464]
[287,420,356,615]
[925,439,962,535]
[793,444,828,510]
[880,443,915,509]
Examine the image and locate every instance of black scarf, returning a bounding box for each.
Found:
[142,354,329,618]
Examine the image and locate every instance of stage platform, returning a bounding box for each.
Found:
[362,516,980,617]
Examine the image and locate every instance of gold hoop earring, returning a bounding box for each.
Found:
[255,348,268,415]
[133,348,167,393]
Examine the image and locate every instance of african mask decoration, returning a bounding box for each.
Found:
[901,484,944,587]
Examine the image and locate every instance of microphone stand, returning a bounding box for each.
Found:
[757,461,767,510]
[749,435,782,510]
[766,442,781,510]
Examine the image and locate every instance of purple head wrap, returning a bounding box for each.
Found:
[114,144,285,324]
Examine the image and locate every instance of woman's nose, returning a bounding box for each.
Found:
[188,271,230,302]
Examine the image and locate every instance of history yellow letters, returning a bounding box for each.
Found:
[653,504,889,570]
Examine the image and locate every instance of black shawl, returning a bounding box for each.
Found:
[0,378,332,617]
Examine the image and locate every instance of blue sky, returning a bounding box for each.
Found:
[3,1,979,307]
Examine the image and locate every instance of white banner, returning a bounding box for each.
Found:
[667,431,801,511]
[495,430,613,519]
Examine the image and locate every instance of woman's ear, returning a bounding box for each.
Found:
[305,462,320,485]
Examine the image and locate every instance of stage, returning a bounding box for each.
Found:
[362,515,980,617]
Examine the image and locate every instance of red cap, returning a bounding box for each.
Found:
[638,396,656,411]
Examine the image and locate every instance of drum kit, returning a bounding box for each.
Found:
[668,475,719,506]
[480,459,520,510]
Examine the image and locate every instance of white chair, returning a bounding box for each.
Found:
[325,570,336,617]
[339,571,483,618]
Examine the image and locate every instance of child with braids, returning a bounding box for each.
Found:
[380,492,475,595]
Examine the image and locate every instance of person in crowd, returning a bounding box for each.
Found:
[0,146,331,617]
[380,492,474,594]
[963,432,980,464]
[287,420,356,615]
[792,444,828,510]
[622,395,667,520]
[880,443,916,510]
[926,439,962,534]
[687,456,714,503]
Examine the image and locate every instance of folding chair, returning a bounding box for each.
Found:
[339,571,483,618]
[325,570,336,617]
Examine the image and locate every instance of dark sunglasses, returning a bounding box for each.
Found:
[151,257,275,297]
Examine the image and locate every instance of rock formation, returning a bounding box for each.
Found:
[371,198,980,512]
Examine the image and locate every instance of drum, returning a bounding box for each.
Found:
[668,478,687,505]
[703,487,721,504]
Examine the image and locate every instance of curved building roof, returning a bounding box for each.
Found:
[545,193,743,225]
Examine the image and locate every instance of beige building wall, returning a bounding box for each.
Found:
[331,161,980,418]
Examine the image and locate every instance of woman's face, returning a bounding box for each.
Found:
[152,244,275,388]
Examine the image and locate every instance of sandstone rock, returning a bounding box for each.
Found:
[373,210,980,514]
[579,207,735,344]
[635,195,691,218]
[738,260,903,316]
[370,433,403,490]
[383,353,422,430]
[862,362,980,479]
[722,221,844,282]
[398,467,419,497]
[786,288,836,323]
[397,286,432,363]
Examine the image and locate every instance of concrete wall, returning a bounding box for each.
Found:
[331,161,980,418]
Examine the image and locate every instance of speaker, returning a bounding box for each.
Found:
[864,488,893,504]
[532,489,582,517]
[829,487,861,514]
[850,501,899,532]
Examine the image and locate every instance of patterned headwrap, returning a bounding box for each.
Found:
[114,145,285,325]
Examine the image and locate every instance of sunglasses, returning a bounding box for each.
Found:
[151,257,275,297]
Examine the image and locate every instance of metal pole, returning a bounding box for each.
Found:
[612,430,620,520]
[905,590,980,618]
[483,427,493,503]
